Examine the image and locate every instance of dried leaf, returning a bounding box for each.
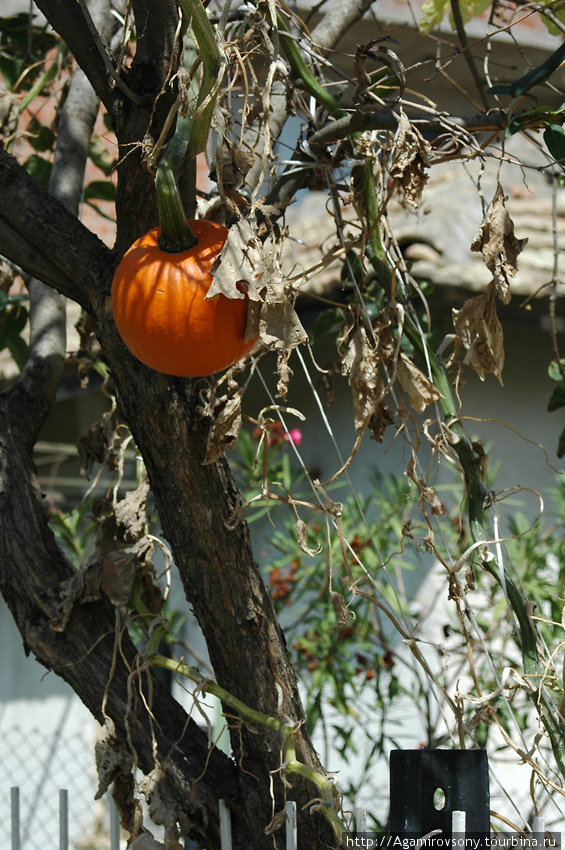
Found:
[94,726,134,800]
[354,39,405,106]
[396,353,443,413]
[144,764,184,845]
[77,409,120,479]
[452,282,505,383]
[389,112,430,208]
[470,185,527,304]
[253,297,308,352]
[208,219,264,302]
[295,518,322,556]
[114,481,150,542]
[49,548,105,632]
[103,537,157,607]
[330,591,350,626]
[368,402,394,442]
[265,810,288,835]
[406,458,445,515]
[341,326,386,430]
[128,832,165,850]
[210,219,307,397]
[210,143,255,203]
[95,726,144,839]
[203,385,244,465]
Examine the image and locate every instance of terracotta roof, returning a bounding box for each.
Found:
[282,134,565,304]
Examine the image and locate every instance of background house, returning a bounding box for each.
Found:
[1,0,564,845]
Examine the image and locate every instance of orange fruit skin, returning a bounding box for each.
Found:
[111,219,257,377]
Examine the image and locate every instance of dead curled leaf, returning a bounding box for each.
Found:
[114,481,150,542]
[201,379,245,465]
[406,457,445,515]
[49,549,105,632]
[209,219,308,398]
[388,112,431,209]
[295,518,322,556]
[94,727,132,798]
[396,353,443,413]
[471,185,527,305]
[341,326,386,430]
[207,219,262,304]
[368,402,394,443]
[452,282,504,383]
[265,809,288,835]
[330,591,351,626]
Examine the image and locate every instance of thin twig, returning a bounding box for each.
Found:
[449,0,489,110]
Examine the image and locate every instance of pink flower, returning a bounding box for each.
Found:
[284,428,302,447]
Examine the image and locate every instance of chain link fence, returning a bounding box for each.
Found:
[0,725,110,849]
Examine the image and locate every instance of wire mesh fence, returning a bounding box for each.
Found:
[0,725,108,849]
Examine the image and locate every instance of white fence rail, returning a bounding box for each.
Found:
[9,787,370,850]
[7,790,551,850]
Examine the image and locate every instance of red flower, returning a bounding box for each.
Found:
[253,421,303,448]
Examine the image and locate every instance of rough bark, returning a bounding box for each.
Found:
[0,1,345,847]
[0,386,239,847]
[0,148,111,309]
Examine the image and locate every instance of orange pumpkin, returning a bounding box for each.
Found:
[111,219,257,377]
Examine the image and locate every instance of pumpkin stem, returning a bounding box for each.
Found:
[155,2,222,253]
[155,164,198,253]
[177,0,222,161]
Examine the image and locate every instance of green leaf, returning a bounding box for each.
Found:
[548,358,565,381]
[548,383,565,412]
[89,136,116,175]
[0,14,59,90]
[311,308,345,343]
[510,42,565,98]
[487,84,512,96]
[0,290,8,311]
[84,180,116,202]
[418,0,450,34]
[544,124,565,167]
[27,117,56,153]
[6,304,28,336]
[6,334,28,371]
[24,154,52,188]
[557,425,565,458]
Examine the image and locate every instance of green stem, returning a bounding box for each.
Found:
[155,164,198,252]
[276,14,346,119]
[279,0,565,783]
[149,653,284,730]
[148,653,350,837]
[155,0,222,252]
[361,156,565,775]
[284,758,347,840]
[177,0,222,160]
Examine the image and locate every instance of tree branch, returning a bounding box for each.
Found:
[131,0,180,74]
[22,62,103,419]
[449,0,489,111]
[311,0,377,49]
[0,148,113,312]
[33,0,118,111]
[0,397,240,847]
[245,0,377,196]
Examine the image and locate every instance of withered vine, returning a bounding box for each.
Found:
[1,0,565,846]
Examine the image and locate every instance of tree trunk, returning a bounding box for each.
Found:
[0,0,360,844]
